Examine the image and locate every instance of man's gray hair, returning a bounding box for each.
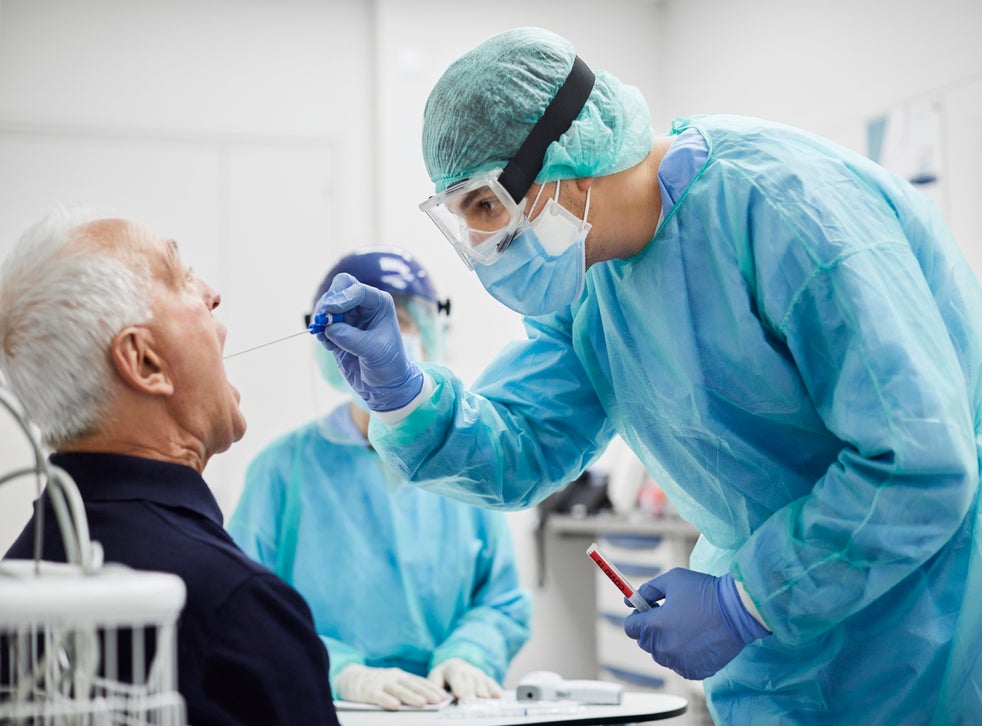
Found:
[0,207,153,447]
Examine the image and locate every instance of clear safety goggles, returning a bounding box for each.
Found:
[419,169,525,270]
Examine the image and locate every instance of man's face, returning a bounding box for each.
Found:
[129,223,247,461]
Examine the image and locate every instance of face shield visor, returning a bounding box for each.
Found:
[419,56,595,271]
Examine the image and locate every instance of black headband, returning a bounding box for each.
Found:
[497,55,596,204]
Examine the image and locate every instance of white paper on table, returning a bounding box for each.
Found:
[333,695,454,711]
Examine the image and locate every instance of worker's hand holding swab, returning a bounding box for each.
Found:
[313,273,424,412]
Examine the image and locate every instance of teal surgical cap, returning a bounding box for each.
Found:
[422,27,655,193]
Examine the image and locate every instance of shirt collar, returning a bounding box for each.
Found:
[317,403,371,448]
[48,452,225,527]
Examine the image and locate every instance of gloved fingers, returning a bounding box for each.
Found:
[469,672,502,699]
[428,659,502,700]
[337,665,404,710]
[623,593,657,611]
[316,273,393,327]
[623,608,647,639]
[319,298,405,369]
[385,672,449,706]
[314,329,341,354]
[635,579,667,604]
[369,689,403,711]
[384,683,429,709]
[445,673,474,699]
[315,273,367,315]
[320,319,373,353]
[426,664,448,688]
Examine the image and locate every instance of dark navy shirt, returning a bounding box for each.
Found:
[4,452,340,726]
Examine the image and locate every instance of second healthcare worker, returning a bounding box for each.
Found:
[313,27,982,725]
[230,248,531,710]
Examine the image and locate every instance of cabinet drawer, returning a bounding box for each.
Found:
[598,533,693,573]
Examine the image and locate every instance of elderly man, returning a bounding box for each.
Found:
[0,208,340,726]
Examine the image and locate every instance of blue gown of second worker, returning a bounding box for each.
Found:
[228,402,531,688]
[368,115,982,724]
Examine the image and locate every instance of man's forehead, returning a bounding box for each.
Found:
[72,220,183,281]
[72,218,154,249]
[74,217,129,244]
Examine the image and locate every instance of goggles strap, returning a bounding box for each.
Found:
[498,55,596,204]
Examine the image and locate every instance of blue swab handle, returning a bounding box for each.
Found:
[308,312,344,334]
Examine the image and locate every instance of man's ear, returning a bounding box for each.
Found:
[575,177,594,192]
[110,326,174,396]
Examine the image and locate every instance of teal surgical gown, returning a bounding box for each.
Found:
[371,115,982,724]
[227,404,532,691]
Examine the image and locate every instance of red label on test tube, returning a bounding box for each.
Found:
[586,543,652,612]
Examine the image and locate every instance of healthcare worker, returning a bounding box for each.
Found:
[313,28,982,725]
[229,248,531,711]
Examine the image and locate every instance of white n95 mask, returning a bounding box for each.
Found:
[475,183,591,316]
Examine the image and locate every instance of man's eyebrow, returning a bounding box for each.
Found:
[458,189,481,212]
[165,239,184,266]
[447,189,480,217]
[160,238,185,278]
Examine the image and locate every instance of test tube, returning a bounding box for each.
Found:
[586,543,652,612]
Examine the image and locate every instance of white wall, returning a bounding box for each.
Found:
[0,0,374,527]
[1,0,981,690]
[652,0,982,272]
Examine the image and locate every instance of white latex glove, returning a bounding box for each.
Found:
[428,658,503,700]
[336,664,448,710]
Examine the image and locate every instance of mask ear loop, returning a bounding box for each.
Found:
[582,185,592,228]
[526,182,549,224]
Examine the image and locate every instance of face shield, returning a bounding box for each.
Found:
[419,56,595,271]
[403,295,445,362]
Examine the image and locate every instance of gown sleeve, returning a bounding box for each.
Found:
[226,447,286,571]
[369,312,616,509]
[731,184,979,645]
[429,512,532,680]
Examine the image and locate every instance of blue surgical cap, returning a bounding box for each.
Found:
[422,27,655,193]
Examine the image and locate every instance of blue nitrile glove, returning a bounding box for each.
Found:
[623,568,769,680]
[314,273,424,412]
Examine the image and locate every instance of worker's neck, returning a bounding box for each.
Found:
[587,136,674,266]
[349,401,371,439]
